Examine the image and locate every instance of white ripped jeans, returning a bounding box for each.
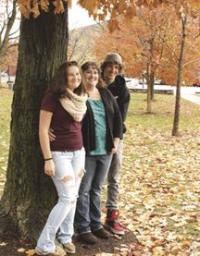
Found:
[36,148,85,255]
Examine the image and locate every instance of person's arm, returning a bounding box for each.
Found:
[110,92,123,153]
[49,128,56,141]
[115,76,130,133]
[39,110,55,177]
[112,137,120,154]
[118,83,130,122]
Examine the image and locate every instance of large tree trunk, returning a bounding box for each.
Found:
[172,15,187,136]
[1,5,68,240]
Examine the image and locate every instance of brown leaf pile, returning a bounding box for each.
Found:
[112,128,200,255]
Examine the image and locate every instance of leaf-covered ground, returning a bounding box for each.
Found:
[109,94,200,255]
[0,89,200,255]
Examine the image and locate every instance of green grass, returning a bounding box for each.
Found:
[127,93,200,131]
[0,88,12,177]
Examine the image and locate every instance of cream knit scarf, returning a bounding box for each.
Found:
[60,89,88,122]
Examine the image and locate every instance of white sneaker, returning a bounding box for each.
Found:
[34,245,66,256]
[63,242,76,254]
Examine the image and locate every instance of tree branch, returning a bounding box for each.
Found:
[0,0,17,59]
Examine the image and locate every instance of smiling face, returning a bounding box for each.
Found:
[67,65,81,91]
[82,66,99,88]
[103,63,121,83]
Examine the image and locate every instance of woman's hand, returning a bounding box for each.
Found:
[44,160,55,177]
[49,128,56,142]
[111,147,117,154]
[111,138,120,154]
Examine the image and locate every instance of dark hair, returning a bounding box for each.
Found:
[101,61,123,79]
[49,61,85,98]
[81,61,104,88]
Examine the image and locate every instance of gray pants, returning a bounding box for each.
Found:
[75,154,112,233]
[106,140,123,210]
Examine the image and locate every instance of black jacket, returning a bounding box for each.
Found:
[82,87,123,155]
[107,75,130,133]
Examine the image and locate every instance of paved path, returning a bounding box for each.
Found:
[127,80,200,105]
[179,86,200,105]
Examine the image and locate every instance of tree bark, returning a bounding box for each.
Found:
[172,15,187,136]
[150,71,155,101]
[1,5,68,240]
[146,64,152,113]
[147,83,152,113]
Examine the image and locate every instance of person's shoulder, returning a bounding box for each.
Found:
[42,90,57,102]
[99,87,116,101]
[41,90,58,110]
[99,86,112,95]
[114,75,126,86]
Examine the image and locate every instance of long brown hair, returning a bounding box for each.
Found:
[81,61,104,88]
[49,61,85,98]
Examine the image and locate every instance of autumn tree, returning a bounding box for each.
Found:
[0,42,18,69]
[68,23,103,64]
[94,6,174,113]
[170,1,200,136]
[1,0,69,239]
[0,0,18,85]
[84,0,200,133]
[0,0,17,59]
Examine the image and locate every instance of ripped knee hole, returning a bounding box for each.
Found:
[77,168,85,178]
[62,175,73,182]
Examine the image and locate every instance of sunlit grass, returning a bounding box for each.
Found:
[0,88,12,177]
[127,92,200,132]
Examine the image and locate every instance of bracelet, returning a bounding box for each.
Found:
[44,157,53,161]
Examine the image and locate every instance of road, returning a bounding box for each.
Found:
[180,86,200,105]
[126,79,200,105]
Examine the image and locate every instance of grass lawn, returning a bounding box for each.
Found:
[0,88,12,195]
[0,88,200,254]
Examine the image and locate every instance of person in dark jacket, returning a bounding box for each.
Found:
[101,53,130,235]
[75,61,123,245]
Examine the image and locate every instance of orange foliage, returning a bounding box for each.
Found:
[0,44,18,70]
[94,5,200,85]
[17,0,72,18]
[94,6,174,79]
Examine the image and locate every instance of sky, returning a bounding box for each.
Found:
[68,2,96,29]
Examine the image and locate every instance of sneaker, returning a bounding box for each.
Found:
[34,245,66,256]
[105,209,125,236]
[92,228,110,239]
[63,242,76,254]
[78,232,97,245]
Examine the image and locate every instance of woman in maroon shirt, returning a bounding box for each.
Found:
[35,61,87,256]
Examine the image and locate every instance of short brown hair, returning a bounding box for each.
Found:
[101,61,123,76]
